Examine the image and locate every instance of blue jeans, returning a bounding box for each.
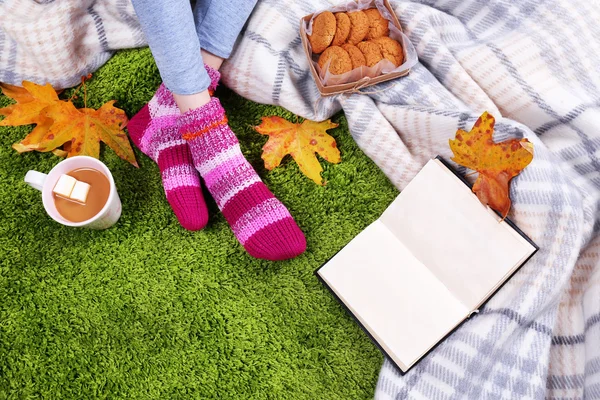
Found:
[130,0,257,95]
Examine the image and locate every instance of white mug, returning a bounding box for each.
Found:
[24,156,122,229]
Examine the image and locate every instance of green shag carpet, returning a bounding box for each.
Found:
[0,48,398,399]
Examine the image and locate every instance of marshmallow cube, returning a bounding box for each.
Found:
[53,174,77,199]
[70,181,91,204]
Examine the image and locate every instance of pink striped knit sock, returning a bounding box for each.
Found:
[177,98,306,261]
[128,84,208,230]
[128,65,221,230]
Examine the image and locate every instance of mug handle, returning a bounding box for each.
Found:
[24,170,47,191]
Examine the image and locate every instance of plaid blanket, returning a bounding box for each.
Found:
[2,0,599,398]
[0,0,144,89]
[221,0,600,398]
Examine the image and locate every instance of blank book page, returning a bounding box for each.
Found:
[380,159,536,310]
[318,220,468,370]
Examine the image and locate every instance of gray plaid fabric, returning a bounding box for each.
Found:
[220,0,600,398]
[0,0,145,89]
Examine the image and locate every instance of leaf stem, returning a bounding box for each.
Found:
[82,73,92,108]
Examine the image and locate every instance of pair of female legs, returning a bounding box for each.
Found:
[129,0,306,260]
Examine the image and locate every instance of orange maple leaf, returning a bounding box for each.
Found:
[37,100,137,166]
[0,83,34,112]
[449,112,533,218]
[255,116,340,185]
[0,80,137,166]
[0,82,60,153]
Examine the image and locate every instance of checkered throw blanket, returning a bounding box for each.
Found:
[0,0,145,89]
[2,0,599,398]
[221,0,600,398]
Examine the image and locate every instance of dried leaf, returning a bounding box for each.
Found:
[1,82,61,147]
[1,80,136,166]
[0,83,63,110]
[255,116,340,185]
[11,116,54,153]
[0,83,33,113]
[38,100,137,166]
[449,111,533,218]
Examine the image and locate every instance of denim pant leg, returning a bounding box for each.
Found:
[193,0,258,59]
[131,0,211,95]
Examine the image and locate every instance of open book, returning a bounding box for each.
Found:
[317,157,538,373]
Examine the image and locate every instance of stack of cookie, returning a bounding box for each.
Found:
[307,8,404,76]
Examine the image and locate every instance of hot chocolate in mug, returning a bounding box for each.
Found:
[24,156,121,229]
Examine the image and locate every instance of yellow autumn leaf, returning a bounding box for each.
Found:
[449,111,533,218]
[1,82,61,150]
[38,100,137,167]
[0,79,137,166]
[255,116,340,185]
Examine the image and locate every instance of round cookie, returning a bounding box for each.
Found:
[308,11,336,54]
[364,8,390,40]
[318,46,352,75]
[341,44,367,69]
[356,41,383,67]
[332,12,351,46]
[371,36,404,66]
[346,10,369,45]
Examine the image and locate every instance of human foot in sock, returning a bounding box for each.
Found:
[128,65,220,230]
[177,98,306,261]
[128,85,207,230]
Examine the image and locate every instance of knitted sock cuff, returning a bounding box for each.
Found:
[205,64,221,92]
[177,97,228,141]
[155,83,177,106]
